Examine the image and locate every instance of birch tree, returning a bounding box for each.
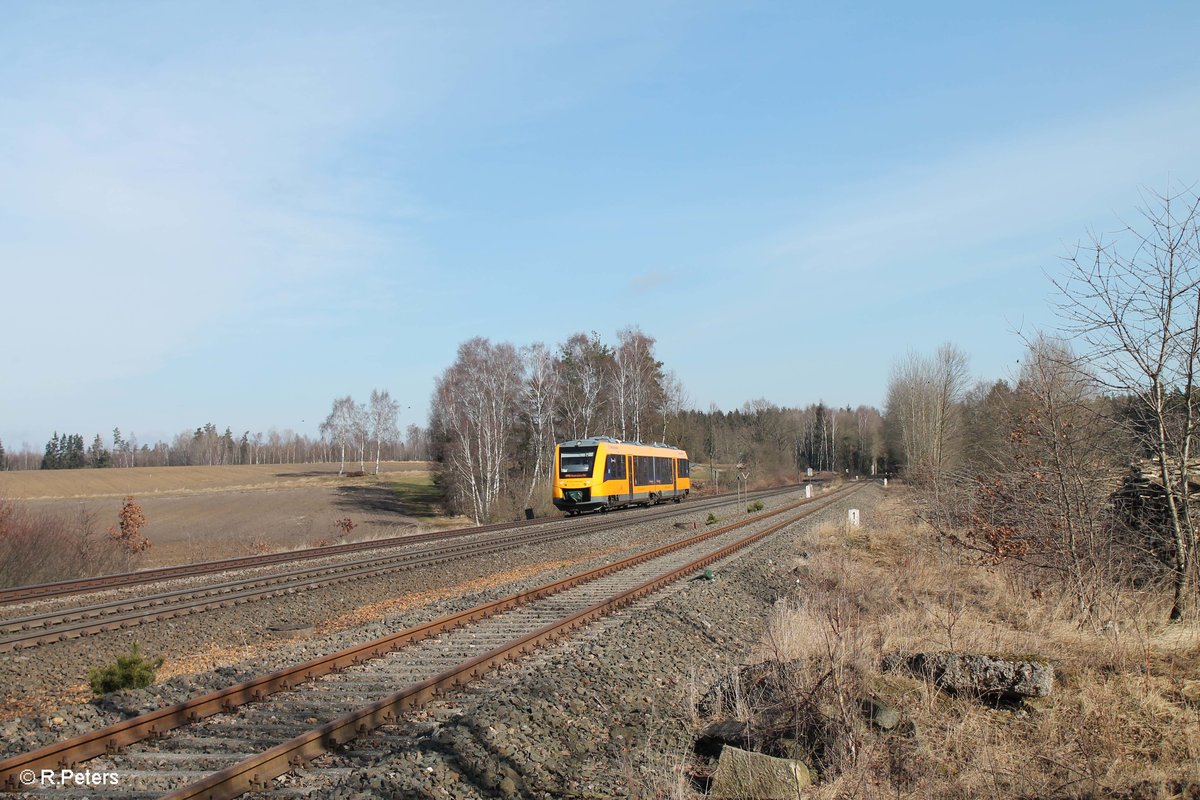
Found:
[368,389,401,475]
[520,343,560,505]
[659,369,687,443]
[431,338,523,523]
[557,332,611,439]
[320,396,357,476]
[612,326,664,441]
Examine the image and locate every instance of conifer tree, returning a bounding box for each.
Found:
[89,434,112,468]
[42,432,60,469]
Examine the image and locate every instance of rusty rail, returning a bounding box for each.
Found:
[0,484,856,794]
[0,486,798,606]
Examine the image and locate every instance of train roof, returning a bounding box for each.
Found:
[556,437,685,451]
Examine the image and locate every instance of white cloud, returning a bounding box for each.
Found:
[628,271,672,293]
[763,85,1200,289]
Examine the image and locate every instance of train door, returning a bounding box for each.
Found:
[627,455,634,502]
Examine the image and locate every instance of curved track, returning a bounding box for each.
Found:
[0,483,860,798]
[0,486,802,652]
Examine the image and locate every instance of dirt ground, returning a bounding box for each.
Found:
[1,462,449,567]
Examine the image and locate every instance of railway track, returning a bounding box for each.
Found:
[0,485,808,607]
[0,486,800,653]
[0,483,860,798]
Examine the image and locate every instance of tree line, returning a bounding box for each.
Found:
[4,400,428,472]
[885,184,1200,623]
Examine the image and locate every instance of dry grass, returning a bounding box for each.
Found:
[720,490,1200,799]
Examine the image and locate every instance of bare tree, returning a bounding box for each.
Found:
[354,402,370,472]
[1055,185,1200,621]
[320,396,357,476]
[431,338,523,523]
[885,343,970,485]
[368,389,401,475]
[610,327,664,441]
[404,424,429,461]
[946,336,1128,617]
[658,369,688,443]
[519,343,560,506]
[557,332,611,439]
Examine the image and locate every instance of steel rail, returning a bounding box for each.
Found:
[0,520,655,650]
[0,485,798,606]
[0,484,856,792]
[0,487,798,652]
[162,485,862,800]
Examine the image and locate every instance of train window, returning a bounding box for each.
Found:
[634,455,649,485]
[655,456,669,483]
[559,447,598,477]
[603,454,626,481]
[677,458,690,478]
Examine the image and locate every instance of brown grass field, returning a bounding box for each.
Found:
[0,462,447,568]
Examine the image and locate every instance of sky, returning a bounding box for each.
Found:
[3,1,1199,452]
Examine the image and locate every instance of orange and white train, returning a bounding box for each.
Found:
[552,437,690,515]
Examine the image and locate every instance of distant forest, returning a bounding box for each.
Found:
[1,420,431,472]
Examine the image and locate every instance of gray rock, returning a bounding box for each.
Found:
[884,652,1053,703]
[859,696,902,731]
[709,746,812,799]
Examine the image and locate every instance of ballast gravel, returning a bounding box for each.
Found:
[4,484,878,796]
[263,486,878,799]
[0,489,821,761]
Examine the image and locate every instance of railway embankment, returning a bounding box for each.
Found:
[279,486,876,798]
[0,484,835,777]
[0,496,747,720]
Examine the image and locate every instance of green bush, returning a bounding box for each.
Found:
[88,642,164,695]
[748,500,764,513]
[706,512,719,525]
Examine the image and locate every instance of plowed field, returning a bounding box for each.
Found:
[0,462,446,567]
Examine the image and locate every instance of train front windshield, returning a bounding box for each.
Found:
[559,447,598,477]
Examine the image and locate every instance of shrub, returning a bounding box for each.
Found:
[88,642,164,695]
[0,498,137,588]
[108,496,151,554]
[706,512,719,526]
[748,500,765,513]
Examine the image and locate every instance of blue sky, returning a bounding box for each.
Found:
[3,1,1199,451]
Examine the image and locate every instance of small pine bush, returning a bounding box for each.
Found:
[88,642,164,695]
[706,512,719,525]
[748,500,765,513]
